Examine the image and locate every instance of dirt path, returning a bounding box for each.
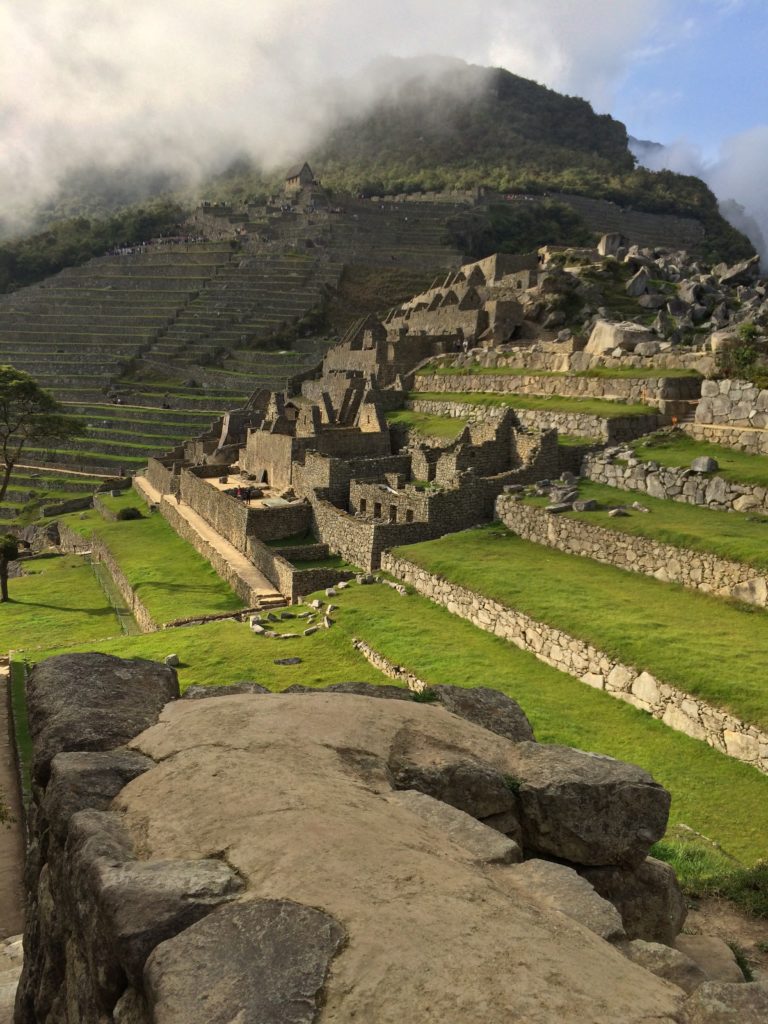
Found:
[0,666,24,940]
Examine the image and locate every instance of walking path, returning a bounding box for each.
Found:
[133,477,281,603]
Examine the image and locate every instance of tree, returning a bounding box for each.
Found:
[0,366,86,504]
[0,533,19,603]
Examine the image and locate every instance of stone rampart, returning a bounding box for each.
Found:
[413,372,700,409]
[406,398,661,443]
[496,495,768,606]
[583,450,768,514]
[691,377,768,454]
[381,553,768,772]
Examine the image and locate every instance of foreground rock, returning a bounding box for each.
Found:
[17,655,697,1023]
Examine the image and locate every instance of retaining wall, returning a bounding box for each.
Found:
[406,397,661,443]
[691,378,768,454]
[583,450,768,514]
[496,495,768,606]
[381,552,768,773]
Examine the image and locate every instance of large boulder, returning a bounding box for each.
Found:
[506,743,671,866]
[428,685,535,742]
[681,981,768,1022]
[623,939,706,994]
[585,320,657,356]
[579,857,687,944]
[26,653,179,785]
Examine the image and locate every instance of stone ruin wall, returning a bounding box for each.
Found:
[496,495,768,607]
[405,397,662,443]
[245,535,356,603]
[382,552,768,772]
[583,451,768,515]
[689,377,768,454]
[412,372,701,408]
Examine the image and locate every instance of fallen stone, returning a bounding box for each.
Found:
[164,654,180,668]
[505,743,671,866]
[145,899,346,1024]
[325,587,337,597]
[631,502,651,513]
[304,626,319,636]
[675,936,744,984]
[322,616,333,629]
[428,685,535,743]
[273,658,302,666]
[623,939,706,994]
[279,612,294,620]
[691,456,719,474]
[26,654,178,785]
[336,581,350,589]
[681,980,768,1022]
[251,623,266,634]
[580,857,687,944]
[508,860,625,942]
[390,790,521,865]
[573,499,598,512]
[309,600,323,610]
[609,507,630,517]
[546,502,573,513]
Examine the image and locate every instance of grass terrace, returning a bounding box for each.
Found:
[410,391,654,418]
[60,492,244,624]
[386,409,468,439]
[418,361,700,381]
[632,431,768,489]
[394,525,768,733]
[523,480,768,571]
[18,580,768,866]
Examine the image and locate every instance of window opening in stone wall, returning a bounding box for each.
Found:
[389,505,397,523]
[405,509,414,523]
[359,498,367,514]
[374,502,382,519]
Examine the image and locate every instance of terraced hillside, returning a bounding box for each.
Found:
[0,244,345,516]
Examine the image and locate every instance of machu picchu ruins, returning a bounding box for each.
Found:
[3,20,768,1024]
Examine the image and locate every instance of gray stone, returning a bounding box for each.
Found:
[429,685,535,743]
[635,341,661,357]
[44,749,154,841]
[623,939,706,993]
[26,654,179,785]
[546,502,573,513]
[390,757,517,820]
[145,899,346,1024]
[609,507,630,517]
[691,456,719,473]
[182,683,270,699]
[390,790,521,864]
[573,499,598,512]
[303,626,319,636]
[675,936,745,984]
[274,658,302,666]
[510,860,625,942]
[164,654,180,668]
[626,267,651,297]
[114,988,151,1024]
[506,743,671,866]
[681,981,768,1022]
[579,857,686,944]
[323,681,412,700]
[100,859,245,986]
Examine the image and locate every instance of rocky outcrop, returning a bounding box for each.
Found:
[17,654,752,1023]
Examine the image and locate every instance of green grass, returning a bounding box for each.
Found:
[0,554,123,654]
[59,493,244,624]
[558,434,598,448]
[264,532,318,548]
[290,554,357,570]
[524,479,768,571]
[16,579,768,864]
[653,837,768,918]
[386,409,467,439]
[410,391,654,418]
[394,525,768,732]
[576,367,701,380]
[632,432,768,489]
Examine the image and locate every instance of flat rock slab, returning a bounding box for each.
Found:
[390,790,521,864]
[681,981,768,1023]
[26,653,178,784]
[145,898,345,1024]
[675,936,744,984]
[508,859,625,942]
[624,939,707,994]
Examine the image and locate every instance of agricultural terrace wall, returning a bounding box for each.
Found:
[406,397,661,443]
[690,378,768,454]
[496,495,768,607]
[433,347,714,377]
[546,192,706,251]
[413,373,701,408]
[583,451,768,515]
[245,536,356,602]
[381,552,768,772]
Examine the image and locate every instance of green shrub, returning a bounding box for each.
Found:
[115,507,143,521]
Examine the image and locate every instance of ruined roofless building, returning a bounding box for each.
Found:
[284,162,316,195]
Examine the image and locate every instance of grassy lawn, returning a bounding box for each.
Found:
[386,409,467,439]
[523,480,768,571]
[0,554,122,654]
[558,434,598,448]
[632,431,768,489]
[60,493,244,624]
[410,391,654,418]
[14,579,768,864]
[394,525,768,732]
[577,367,701,380]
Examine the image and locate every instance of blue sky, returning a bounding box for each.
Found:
[612,0,768,154]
